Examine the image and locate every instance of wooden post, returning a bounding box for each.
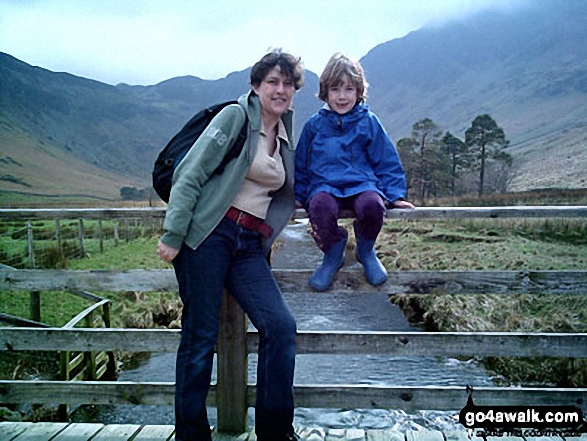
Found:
[29,290,41,322]
[113,221,119,247]
[84,313,97,380]
[101,301,112,328]
[98,218,104,253]
[55,219,62,258]
[78,219,85,258]
[58,351,71,420]
[216,291,248,434]
[26,221,35,269]
[100,302,117,379]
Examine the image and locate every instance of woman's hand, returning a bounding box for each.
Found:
[157,240,179,263]
[392,200,416,209]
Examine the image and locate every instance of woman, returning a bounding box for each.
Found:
[157,49,304,441]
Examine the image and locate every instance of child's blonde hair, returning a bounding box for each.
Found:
[318,53,368,104]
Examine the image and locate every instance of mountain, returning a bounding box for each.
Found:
[1,0,586,201]
[361,0,587,190]
[0,54,321,200]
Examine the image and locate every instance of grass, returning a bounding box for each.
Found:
[373,218,587,387]
[378,218,587,271]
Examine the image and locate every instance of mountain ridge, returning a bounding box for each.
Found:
[1,0,586,200]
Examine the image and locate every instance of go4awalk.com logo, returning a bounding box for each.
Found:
[458,387,585,436]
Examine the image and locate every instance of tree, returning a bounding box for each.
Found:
[441,132,469,195]
[397,137,419,198]
[465,115,511,197]
[410,118,445,200]
[120,186,150,201]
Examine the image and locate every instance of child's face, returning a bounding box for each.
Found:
[327,74,358,115]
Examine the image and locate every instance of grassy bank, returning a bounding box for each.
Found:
[373,217,587,387]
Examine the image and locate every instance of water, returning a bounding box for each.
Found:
[72,221,495,430]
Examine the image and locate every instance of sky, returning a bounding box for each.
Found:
[0,0,530,86]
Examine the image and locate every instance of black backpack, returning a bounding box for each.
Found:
[152,101,248,202]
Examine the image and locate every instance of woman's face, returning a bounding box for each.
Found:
[253,66,295,120]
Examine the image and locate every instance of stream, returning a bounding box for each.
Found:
[72,220,496,431]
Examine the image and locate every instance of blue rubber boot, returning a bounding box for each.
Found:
[309,235,347,292]
[355,236,388,286]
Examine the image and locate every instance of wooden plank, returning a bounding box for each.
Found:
[0,380,181,406]
[346,428,366,441]
[0,269,179,293]
[0,313,50,328]
[1,268,586,295]
[293,269,587,295]
[8,422,68,440]
[366,429,405,441]
[1,206,586,221]
[62,299,110,329]
[132,425,175,441]
[292,331,587,358]
[91,424,141,440]
[285,385,587,411]
[0,327,181,353]
[298,426,326,439]
[0,422,33,440]
[406,429,444,441]
[4,328,586,359]
[0,207,166,221]
[2,381,586,410]
[52,422,104,440]
[443,430,484,441]
[325,428,347,440]
[383,205,587,220]
[212,429,248,440]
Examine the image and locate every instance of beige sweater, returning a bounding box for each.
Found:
[231,120,287,219]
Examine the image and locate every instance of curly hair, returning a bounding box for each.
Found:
[250,49,304,90]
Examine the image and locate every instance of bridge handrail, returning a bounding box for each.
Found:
[0,205,586,220]
[0,206,586,433]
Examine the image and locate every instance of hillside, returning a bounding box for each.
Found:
[0,54,321,201]
[1,0,586,202]
[0,128,135,203]
[361,0,587,190]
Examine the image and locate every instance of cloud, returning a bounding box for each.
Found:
[0,0,532,86]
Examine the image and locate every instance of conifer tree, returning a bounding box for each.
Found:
[465,115,510,196]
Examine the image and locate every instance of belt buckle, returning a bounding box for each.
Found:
[235,210,245,226]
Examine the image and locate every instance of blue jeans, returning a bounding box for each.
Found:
[172,217,297,440]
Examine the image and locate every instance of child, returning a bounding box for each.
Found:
[295,53,414,291]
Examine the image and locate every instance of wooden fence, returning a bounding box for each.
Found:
[3,216,162,269]
[0,206,586,434]
[0,287,117,419]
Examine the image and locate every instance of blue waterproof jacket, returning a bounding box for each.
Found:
[294,103,407,207]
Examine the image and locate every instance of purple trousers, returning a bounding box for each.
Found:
[307,191,386,253]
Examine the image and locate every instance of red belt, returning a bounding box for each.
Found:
[225,207,273,238]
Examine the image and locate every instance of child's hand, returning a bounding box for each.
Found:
[295,200,304,208]
[392,200,415,209]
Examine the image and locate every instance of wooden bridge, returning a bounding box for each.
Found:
[1,206,586,439]
[0,421,495,441]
